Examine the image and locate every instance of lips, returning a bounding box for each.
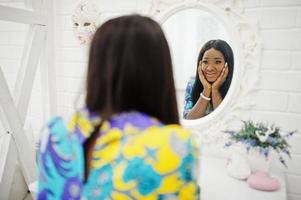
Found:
[205,73,217,82]
[205,73,216,77]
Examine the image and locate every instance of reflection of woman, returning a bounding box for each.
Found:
[183,39,234,119]
[37,15,200,199]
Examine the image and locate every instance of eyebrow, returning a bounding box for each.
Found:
[202,57,223,60]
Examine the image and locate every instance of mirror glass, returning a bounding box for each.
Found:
[162,8,234,120]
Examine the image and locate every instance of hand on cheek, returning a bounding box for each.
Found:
[212,62,228,90]
[198,66,212,92]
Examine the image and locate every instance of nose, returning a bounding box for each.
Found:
[206,64,214,71]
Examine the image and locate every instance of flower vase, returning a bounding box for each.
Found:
[247,149,270,173]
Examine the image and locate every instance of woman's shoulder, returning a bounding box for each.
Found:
[157,124,192,137]
[137,124,199,151]
[111,112,194,139]
[162,125,197,145]
[39,116,69,153]
[39,110,89,153]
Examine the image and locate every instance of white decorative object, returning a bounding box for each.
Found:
[224,121,295,168]
[201,155,286,200]
[72,0,99,45]
[255,126,275,143]
[248,149,270,172]
[226,151,251,180]
[152,0,261,143]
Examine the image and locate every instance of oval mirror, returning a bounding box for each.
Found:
[162,8,234,121]
[153,1,260,143]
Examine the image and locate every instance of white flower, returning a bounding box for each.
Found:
[255,126,275,143]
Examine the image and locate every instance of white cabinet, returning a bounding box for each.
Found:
[200,155,286,200]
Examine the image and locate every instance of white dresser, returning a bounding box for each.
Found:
[200,155,286,200]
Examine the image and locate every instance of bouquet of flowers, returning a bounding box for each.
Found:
[224,120,296,167]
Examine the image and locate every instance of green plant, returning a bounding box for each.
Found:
[224,121,296,167]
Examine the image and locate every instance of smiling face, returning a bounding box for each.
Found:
[200,48,225,83]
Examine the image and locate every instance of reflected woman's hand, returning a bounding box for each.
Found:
[212,62,229,91]
[198,63,212,95]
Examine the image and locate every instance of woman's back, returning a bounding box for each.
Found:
[38,109,200,199]
[38,14,200,200]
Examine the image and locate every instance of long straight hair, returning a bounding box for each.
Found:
[191,39,234,106]
[86,15,179,124]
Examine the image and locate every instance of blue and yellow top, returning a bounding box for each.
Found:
[183,78,212,119]
[37,108,200,200]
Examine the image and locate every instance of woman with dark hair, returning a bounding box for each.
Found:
[37,15,200,199]
[183,39,234,119]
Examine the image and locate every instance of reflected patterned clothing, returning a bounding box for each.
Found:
[183,78,212,118]
[37,108,200,200]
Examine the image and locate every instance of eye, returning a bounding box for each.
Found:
[202,60,208,64]
[215,60,222,64]
[84,22,91,26]
[74,23,79,26]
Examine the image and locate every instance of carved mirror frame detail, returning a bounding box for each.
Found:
[150,0,261,143]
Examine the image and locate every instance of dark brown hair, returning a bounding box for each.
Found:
[86,14,179,124]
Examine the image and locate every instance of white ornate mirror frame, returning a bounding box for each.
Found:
[150,0,261,143]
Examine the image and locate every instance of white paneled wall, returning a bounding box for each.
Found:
[0,18,27,96]
[0,2,38,200]
[0,6,28,138]
[0,21,44,141]
[0,0,28,10]
[1,0,300,199]
[243,0,301,199]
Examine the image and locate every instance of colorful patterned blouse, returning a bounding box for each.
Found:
[183,78,212,119]
[37,108,200,200]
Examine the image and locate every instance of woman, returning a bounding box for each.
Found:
[37,15,200,199]
[183,39,234,119]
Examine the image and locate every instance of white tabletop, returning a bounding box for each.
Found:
[200,155,286,200]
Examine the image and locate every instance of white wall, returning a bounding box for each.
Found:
[1,0,301,199]
[0,1,47,199]
[242,1,301,199]
[0,1,44,141]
